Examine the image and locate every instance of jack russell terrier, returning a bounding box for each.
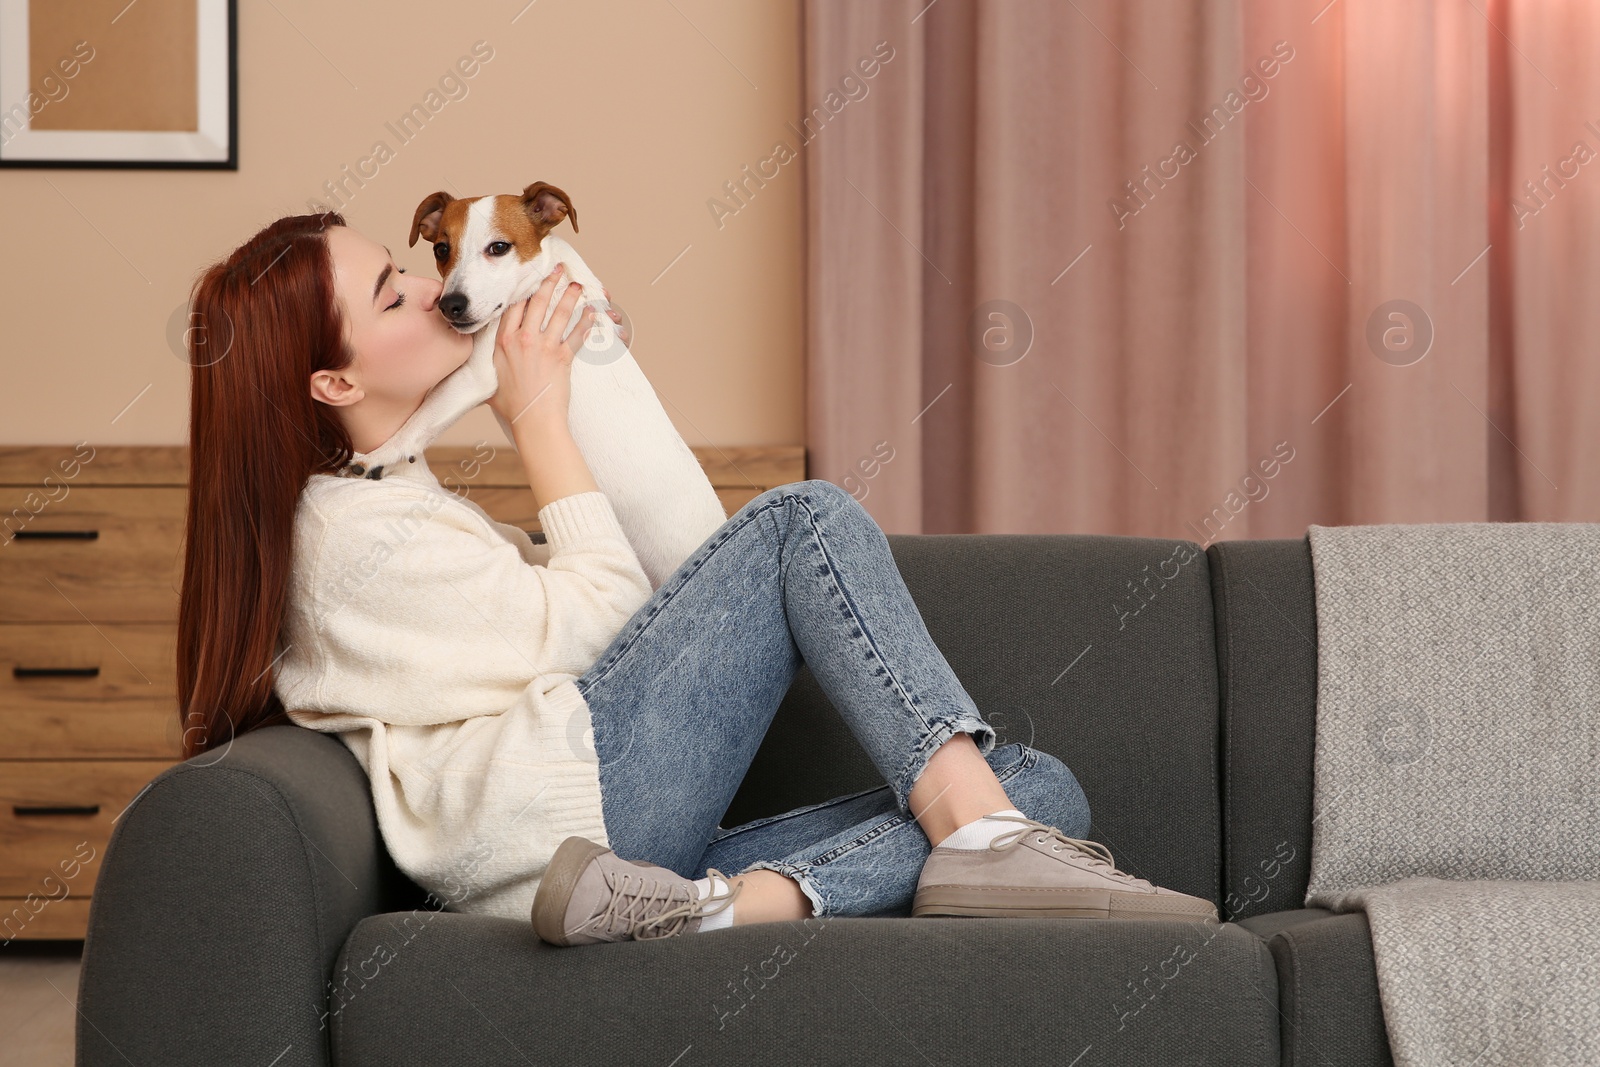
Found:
[348,180,727,590]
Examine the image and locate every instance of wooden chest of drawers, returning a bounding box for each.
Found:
[0,442,804,940]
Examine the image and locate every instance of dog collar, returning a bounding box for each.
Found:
[335,453,419,481]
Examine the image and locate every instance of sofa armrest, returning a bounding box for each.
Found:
[77,725,397,1067]
[1238,908,1394,1067]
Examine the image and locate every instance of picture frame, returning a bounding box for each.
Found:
[0,0,236,169]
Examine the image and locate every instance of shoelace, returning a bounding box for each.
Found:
[982,813,1155,889]
[631,868,743,941]
[575,868,698,940]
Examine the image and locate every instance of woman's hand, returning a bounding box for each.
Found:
[487,267,596,431]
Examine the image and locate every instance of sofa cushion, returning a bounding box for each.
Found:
[332,913,1279,1066]
[1206,538,1318,920]
[1235,905,1336,940]
[1237,909,1392,1067]
[723,533,1224,906]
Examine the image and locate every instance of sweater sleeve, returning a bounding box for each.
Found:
[305,487,652,724]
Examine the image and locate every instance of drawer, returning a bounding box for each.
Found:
[0,487,185,623]
[1,624,183,758]
[1,895,91,940]
[0,760,175,897]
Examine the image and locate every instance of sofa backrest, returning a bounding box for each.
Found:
[1205,537,1318,919]
[723,532,1225,907]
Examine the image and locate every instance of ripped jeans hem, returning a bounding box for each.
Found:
[892,712,997,812]
[737,859,828,918]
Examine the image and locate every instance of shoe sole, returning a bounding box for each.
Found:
[912,885,1218,923]
[531,836,612,946]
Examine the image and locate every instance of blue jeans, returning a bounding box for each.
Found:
[572,479,1092,918]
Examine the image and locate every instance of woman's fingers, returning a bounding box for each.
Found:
[517,269,564,340]
[496,299,524,351]
[499,266,596,345]
[526,265,565,316]
[503,291,526,331]
[552,280,585,337]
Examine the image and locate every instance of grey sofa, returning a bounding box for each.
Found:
[76,532,1390,1067]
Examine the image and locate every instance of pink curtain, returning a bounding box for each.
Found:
[803,0,1599,537]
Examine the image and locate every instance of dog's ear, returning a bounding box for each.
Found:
[521,181,579,234]
[409,191,454,247]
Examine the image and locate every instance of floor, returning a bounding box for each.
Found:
[0,940,81,1066]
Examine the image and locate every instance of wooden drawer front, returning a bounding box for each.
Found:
[1,895,91,940]
[0,760,175,897]
[1,624,182,759]
[0,487,185,623]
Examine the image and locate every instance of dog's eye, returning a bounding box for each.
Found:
[486,241,512,257]
[433,243,450,262]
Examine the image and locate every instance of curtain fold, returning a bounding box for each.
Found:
[1500,0,1600,520]
[804,0,1597,536]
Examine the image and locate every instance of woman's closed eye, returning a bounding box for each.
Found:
[386,266,408,310]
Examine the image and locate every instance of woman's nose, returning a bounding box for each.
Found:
[420,277,444,312]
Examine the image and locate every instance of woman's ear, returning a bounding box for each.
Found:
[309,367,362,408]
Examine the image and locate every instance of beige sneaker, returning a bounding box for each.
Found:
[912,814,1218,922]
[531,836,742,947]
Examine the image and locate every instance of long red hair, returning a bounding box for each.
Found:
[177,212,357,759]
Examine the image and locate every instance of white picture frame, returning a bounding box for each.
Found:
[0,0,236,169]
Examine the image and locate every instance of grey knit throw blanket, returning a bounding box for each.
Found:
[1303,522,1600,1067]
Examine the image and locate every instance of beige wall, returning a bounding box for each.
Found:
[0,0,804,454]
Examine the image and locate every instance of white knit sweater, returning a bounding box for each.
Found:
[273,450,652,922]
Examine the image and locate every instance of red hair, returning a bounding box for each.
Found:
[177,212,357,759]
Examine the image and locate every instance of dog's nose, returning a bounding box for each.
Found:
[438,292,469,321]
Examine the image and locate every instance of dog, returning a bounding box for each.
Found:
[353,180,726,590]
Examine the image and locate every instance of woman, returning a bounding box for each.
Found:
[177,212,1215,949]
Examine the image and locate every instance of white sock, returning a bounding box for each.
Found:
[692,873,737,932]
[936,807,1028,850]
